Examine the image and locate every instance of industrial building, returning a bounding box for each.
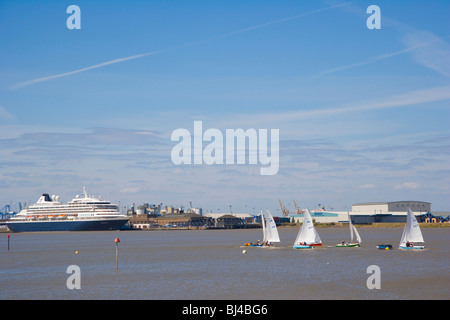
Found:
[128,213,212,229]
[128,210,257,229]
[288,201,437,225]
[290,211,341,224]
[352,201,431,214]
[204,213,256,228]
[350,201,431,224]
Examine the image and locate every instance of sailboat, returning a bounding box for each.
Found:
[244,210,280,247]
[261,210,280,247]
[336,212,361,247]
[399,208,425,250]
[293,209,322,249]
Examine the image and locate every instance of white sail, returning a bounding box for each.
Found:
[264,210,280,243]
[351,225,361,243]
[294,209,321,245]
[261,211,267,242]
[399,208,424,246]
[348,212,354,241]
[348,213,361,243]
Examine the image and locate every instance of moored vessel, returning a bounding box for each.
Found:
[6,187,129,232]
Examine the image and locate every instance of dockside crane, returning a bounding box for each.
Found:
[293,200,302,214]
[1,204,11,215]
[278,199,289,217]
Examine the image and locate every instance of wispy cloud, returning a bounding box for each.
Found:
[9,1,357,90]
[402,31,450,78]
[316,0,450,78]
[395,182,420,190]
[0,127,164,148]
[0,106,15,120]
[222,85,450,127]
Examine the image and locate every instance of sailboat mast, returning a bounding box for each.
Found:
[261,210,266,243]
[348,212,354,242]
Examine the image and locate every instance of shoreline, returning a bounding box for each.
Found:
[279,222,450,229]
[2,222,449,233]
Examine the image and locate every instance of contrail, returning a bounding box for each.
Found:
[315,34,450,77]
[10,1,357,90]
[201,0,359,41]
[10,52,159,90]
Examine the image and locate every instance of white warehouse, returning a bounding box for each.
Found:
[351,201,431,224]
[352,201,431,214]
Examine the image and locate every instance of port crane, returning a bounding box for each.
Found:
[0,204,18,220]
[1,204,11,215]
[278,200,289,217]
[293,200,302,214]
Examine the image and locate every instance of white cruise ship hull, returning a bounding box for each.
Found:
[7,217,129,232]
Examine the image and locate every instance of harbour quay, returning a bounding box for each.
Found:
[127,212,260,230]
[124,200,450,230]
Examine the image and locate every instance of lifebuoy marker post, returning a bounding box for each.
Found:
[114,238,120,270]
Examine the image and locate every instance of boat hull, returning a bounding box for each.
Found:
[336,243,360,248]
[244,243,263,247]
[377,244,393,250]
[293,244,313,249]
[6,218,129,232]
[399,245,425,250]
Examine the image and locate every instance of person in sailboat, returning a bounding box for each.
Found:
[406,241,414,247]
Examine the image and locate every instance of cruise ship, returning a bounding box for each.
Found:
[7,188,130,232]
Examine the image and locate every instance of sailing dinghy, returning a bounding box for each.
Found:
[293,209,322,249]
[261,210,280,247]
[399,208,425,250]
[336,213,361,247]
[244,210,280,247]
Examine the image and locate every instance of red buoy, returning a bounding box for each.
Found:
[114,238,120,270]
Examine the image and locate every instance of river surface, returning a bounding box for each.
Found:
[0,227,448,300]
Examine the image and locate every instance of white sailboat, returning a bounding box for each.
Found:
[336,212,361,247]
[399,208,425,250]
[244,210,280,247]
[262,210,280,246]
[293,209,322,249]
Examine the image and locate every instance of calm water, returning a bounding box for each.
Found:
[0,227,448,300]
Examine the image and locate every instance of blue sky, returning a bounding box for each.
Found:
[1,0,449,213]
